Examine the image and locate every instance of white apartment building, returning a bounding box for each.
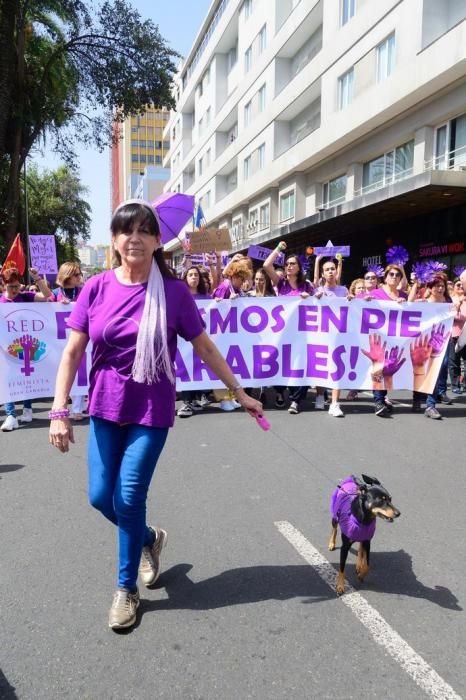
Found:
[164,0,466,276]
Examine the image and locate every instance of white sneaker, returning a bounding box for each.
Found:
[232,399,241,409]
[177,402,193,417]
[199,393,212,407]
[328,402,344,417]
[19,407,33,423]
[288,401,299,414]
[1,415,19,431]
[314,394,325,410]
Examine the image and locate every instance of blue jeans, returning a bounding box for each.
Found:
[373,390,387,403]
[426,352,449,409]
[88,417,168,590]
[5,400,32,417]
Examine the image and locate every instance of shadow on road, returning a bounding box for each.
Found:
[137,553,461,623]
[0,464,25,475]
[0,669,18,699]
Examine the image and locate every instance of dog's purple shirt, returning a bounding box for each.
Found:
[330,477,376,541]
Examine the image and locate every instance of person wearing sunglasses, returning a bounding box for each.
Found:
[363,272,379,294]
[362,264,407,417]
[53,263,87,420]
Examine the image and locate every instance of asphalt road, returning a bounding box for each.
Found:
[0,392,465,700]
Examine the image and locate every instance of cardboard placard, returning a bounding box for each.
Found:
[28,235,58,274]
[313,239,350,257]
[190,227,232,253]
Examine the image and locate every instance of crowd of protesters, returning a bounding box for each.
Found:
[2,239,466,431]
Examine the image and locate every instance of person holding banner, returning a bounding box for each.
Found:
[1,266,52,431]
[53,262,86,420]
[177,266,211,417]
[362,264,407,417]
[313,259,349,417]
[48,200,262,631]
[212,258,252,299]
[264,242,314,414]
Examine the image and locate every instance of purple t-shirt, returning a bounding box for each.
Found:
[316,285,348,297]
[276,278,313,297]
[0,291,36,303]
[67,270,204,428]
[212,279,245,299]
[364,287,407,301]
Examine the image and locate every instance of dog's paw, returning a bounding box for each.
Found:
[357,564,369,582]
[336,573,345,595]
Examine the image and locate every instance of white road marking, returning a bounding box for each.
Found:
[275,521,462,700]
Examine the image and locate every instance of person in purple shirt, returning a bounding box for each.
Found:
[314,259,349,417]
[1,266,52,431]
[177,265,211,417]
[212,258,252,299]
[48,200,262,631]
[361,264,407,417]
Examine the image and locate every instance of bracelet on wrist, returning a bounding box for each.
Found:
[48,408,70,420]
[228,384,242,394]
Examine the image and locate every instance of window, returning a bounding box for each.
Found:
[206,107,211,126]
[280,190,295,222]
[258,84,266,112]
[258,143,265,169]
[198,157,203,176]
[163,142,170,150]
[131,154,139,163]
[244,155,251,180]
[248,208,258,233]
[322,175,347,207]
[338,68,354,110]
[155,155,162,164]
[131,126,138,133]
[259,202,270,229]
[148,154,154,164]
[244,0,252,19]
[155,141,162,149]
[147,140,154,149]
[258,24,267,54]
[341,0,356,26]
[244,45,252,73]
[131,140,138,148]
[228,44,237,71]
[435,113,466,169]
[206,149,211,167]
[244,100,252,126]
[362,141,414,192]
[200,191,211,209]
[377,33,396,82]
[139,154,146,163]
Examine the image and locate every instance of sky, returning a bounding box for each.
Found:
[31,0,213,245]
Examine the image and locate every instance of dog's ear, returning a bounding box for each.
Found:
[361,474,381,486]
[351,474,367,492]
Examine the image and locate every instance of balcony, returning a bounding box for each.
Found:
[274,87,321,158]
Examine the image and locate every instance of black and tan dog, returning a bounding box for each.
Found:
[328,474,400,595]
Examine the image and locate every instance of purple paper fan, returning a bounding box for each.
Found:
[412,261,429,283]
[453,265,466,278]
[367,263,384,278]
[421,260,448,283]
[386,245,409,266]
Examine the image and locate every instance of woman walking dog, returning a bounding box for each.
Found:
[49,200,262,630]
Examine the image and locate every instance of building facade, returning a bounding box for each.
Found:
[163,0,466,278]
[111,107,171,211]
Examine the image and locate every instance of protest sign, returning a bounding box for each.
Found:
[190,227,232,253]
[314,239,350,257]
[0,298,454,402]
[247,245,285,266]
[29,235,58,274]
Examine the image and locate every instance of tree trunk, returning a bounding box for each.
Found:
[0,0,18,161]
[4,4,25,246]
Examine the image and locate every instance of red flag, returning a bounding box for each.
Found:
[2,233,26,276]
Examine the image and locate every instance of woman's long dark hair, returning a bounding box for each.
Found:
[285,254,306,287]
[255,267,275,296]
[182,265,208,295]
[111,203,174,277]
